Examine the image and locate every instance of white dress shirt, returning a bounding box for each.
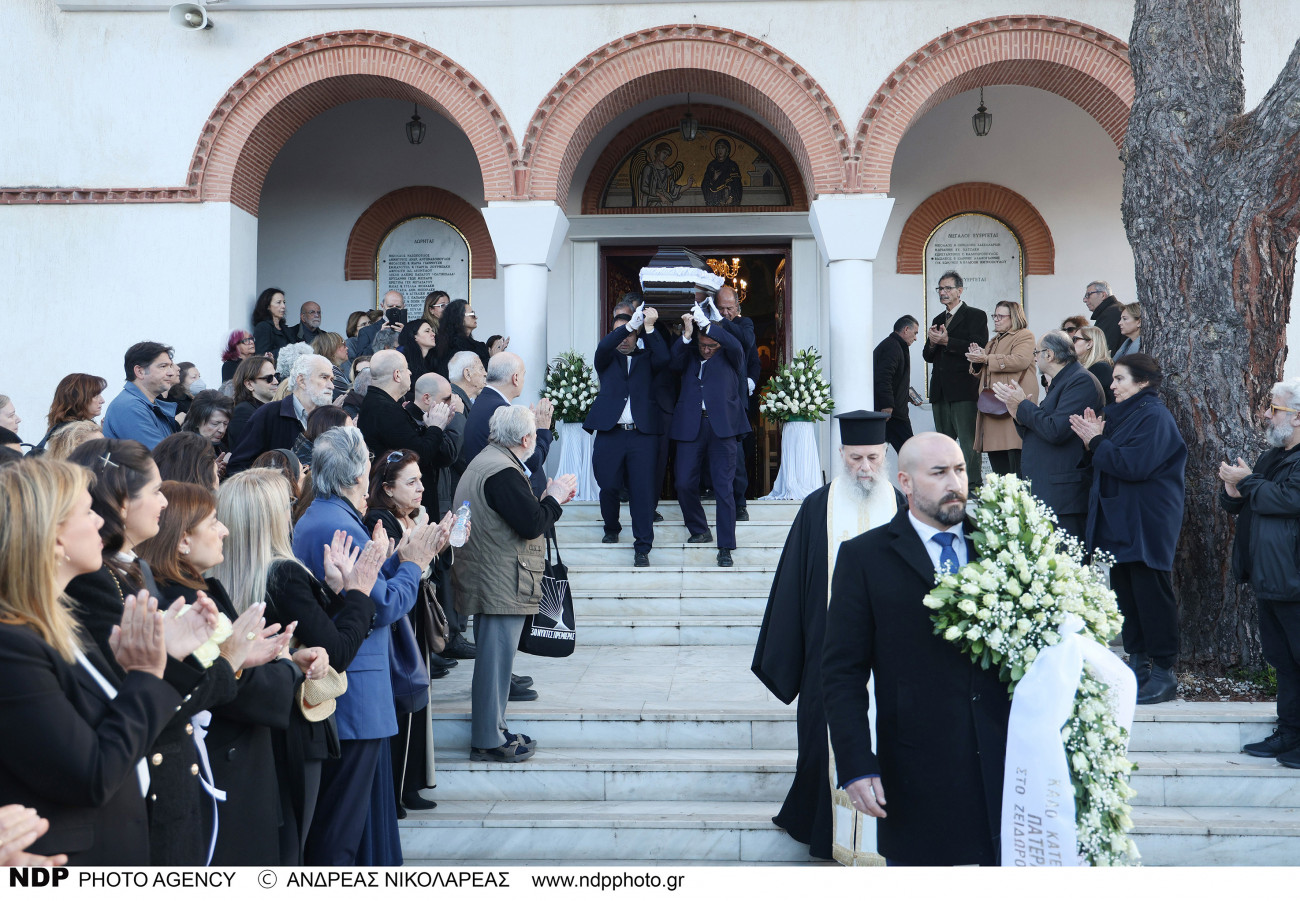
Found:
[908,511,968,573]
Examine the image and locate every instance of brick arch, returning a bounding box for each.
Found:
[579,104,809,214]
[522,24,850,209]
[855,16,1132,193]
[344,187,496,281]
[188,31,518,216]
[897,183,1054,275]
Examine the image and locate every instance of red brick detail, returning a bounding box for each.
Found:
[344,187,496,281]
[522,24,850,208]
[896,183,1055,275]
[855,16,1133,193]
[0,187,198,205]
[189,31,518,215]
[579,104,808,214]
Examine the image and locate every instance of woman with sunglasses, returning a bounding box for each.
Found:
[1072,325,1115,406]
[965,300,1037,476]
[433,299,491,376]
[229,357,280,450]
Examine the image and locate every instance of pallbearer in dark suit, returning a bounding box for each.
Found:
[714,287,760,520]
[823,433,1011,866]
[584,303,669,567]
[670,306,747,567]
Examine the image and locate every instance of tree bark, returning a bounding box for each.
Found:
[1123,0,1300,671]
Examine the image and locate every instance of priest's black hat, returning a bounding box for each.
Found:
[834,410,889,446]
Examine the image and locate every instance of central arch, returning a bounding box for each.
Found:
[187,31,519,216]
[521,24,851,208]
[854,16,1133,194]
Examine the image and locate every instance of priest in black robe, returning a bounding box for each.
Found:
[751,411,902,862]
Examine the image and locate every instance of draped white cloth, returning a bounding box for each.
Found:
[761,420,822,500]
[554,420,600,501]
[1000,616,1137,866]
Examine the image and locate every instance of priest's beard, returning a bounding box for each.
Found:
[840,458,894,504]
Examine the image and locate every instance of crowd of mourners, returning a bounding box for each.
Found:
[0,287,577,867]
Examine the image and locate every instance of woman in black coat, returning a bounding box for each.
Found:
[137,481,306,866]
[252,288,294,362]
[1072,325,1116,406]
[213,468,381,864]
[399,319,440,396]
[0,458,202,865]
[433,299,491,376]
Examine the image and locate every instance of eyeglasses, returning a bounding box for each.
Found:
[1032,349,1046,357]
[239,337,256,344]
[1269,404,1299,415]
[1084,290,1103,297]
[255,374,279,383]
[991,313,1009,321]
[1072,336,1089,344]
[935,286,957,293]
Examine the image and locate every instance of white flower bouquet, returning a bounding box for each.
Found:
[543,350,600,424]
[922,473,1139,866]
[759,347,833,423]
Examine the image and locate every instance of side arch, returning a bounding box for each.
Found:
[188,31,519,215]
[896,183,1054,275]
[522,24,850,208]
[855,16,1133,193]
[344,187,496,281]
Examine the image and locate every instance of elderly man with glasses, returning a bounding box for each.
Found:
[1220,379,1300,768]
[991,330,1104,540]
[1082,280,1124,355]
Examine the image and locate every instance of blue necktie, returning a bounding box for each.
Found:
[932,532,960,575]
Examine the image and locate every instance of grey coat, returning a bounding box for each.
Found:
[1013,361,1104,518]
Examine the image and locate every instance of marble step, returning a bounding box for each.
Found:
[1131,806,1300,866]
[562,542,784,566]
[398,800,812,863]
[430,747,794,802]
[1129,702,1278,753]
[581,616,761,646]
[565,563,774,592]
[574,591,768,618]
[556,521,795,544]
[558,501,801,524]
[1129,751,1300,808]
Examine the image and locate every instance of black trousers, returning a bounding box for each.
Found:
[305,738,382,865]
[885,417,913,454]
[1111,562,1179,668]
[987,449,1021,476]
[653,431,672,511]
[734,435,749,510]
[1258,596,1300,731]
[593,427,658,554]
[676,415,737,549]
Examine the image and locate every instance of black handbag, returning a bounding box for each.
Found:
[518,530,577,657]
[390,614,430,714]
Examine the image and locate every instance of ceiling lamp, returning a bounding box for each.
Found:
[971,87,992,137]
[406,104,426,145]
[679,93,699,142]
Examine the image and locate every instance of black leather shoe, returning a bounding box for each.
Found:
[429,663,450,680]
[687,531,714,544]
[634,552,650,567]
[717,549,733,567]
[1243,726,1300,758]
[443,633,476,660]
[402,791,437,810]
[653,511,664,523]
[1279,747,1300,769]
[1126,652,1150,687]
[1136,665,1177,704]
[509,683,539,702]
[736,507,750,522]
[429,652,457,669]
[602,531,619,544]
[511,674,534,689]
[396,804,407,819]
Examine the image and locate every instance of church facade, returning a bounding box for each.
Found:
[3,0,1296,472]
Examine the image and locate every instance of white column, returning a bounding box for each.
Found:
[482,201,569,402]
[809,194,896,422]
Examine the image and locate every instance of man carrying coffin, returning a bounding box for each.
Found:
[752,411,903,864]
[823,432,1011,866]
[584,301,669,567]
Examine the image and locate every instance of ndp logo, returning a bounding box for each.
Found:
[9,868,69,888]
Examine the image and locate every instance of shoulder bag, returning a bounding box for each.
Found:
[518,528,577,658]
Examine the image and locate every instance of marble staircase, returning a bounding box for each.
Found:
[399,500,1300,866]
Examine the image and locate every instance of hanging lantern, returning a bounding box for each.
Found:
[406,104,426,145]
[971,87,992,138]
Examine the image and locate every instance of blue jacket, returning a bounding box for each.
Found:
[583,326,670,434]
[464,386,553,497]
[669,322,748,441]
[101,382,178,450]
[1014,361,1105,518]
[1085,389,1187,570]
[292,494,421,740]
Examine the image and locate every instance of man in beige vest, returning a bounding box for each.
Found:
[451,405,577,762]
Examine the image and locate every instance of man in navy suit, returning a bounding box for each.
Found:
[671,305,747,566]
[463,352,554,499]
[714,287,760,521]
[585,302,670,566]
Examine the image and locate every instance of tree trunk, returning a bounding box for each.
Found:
[1123,0,1300,672]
